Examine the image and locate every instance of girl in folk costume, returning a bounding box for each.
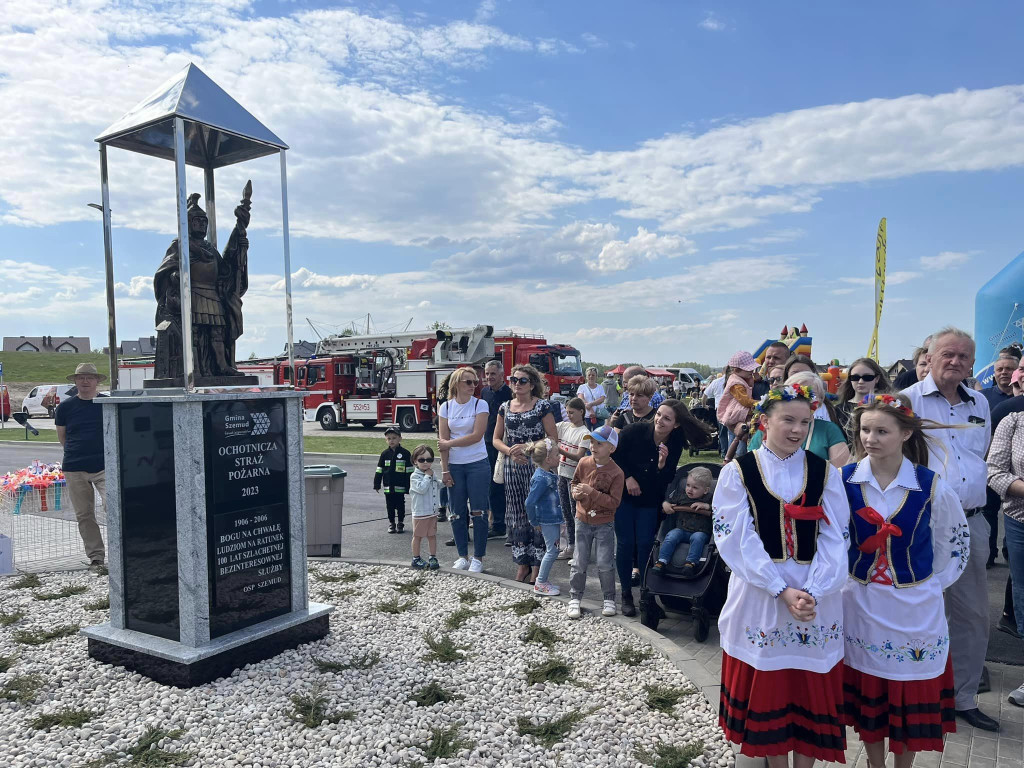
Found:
[713,384,851,767]
[841,394,969,768]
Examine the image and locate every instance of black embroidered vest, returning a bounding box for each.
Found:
[736,450,828,564]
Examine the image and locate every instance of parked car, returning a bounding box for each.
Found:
[21,384,77,418]
[0,384,10,421]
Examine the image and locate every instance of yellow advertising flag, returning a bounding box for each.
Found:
[867,217,886,361]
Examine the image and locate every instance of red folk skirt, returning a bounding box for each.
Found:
[719,652,846,762]
[842,656,956,754]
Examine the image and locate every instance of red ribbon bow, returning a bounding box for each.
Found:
[783,493,830,526]
[855,506,902,553]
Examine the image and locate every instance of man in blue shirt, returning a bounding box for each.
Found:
[55,363,108,573]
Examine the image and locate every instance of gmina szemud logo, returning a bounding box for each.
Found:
[250,411,270,436]
[223,410,270,437]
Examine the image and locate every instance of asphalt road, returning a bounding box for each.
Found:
[1,442,1018,662]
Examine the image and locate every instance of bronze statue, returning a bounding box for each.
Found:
[153,182,252,383]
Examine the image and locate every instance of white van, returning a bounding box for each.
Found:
[666,368,704,395]
[21,384,77,418]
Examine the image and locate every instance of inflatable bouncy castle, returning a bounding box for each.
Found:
[975,251,1024,386]
[753,324,812,364]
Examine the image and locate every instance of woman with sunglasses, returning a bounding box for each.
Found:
[493,364,559,583]
[438,367,491,573]
[836,358,891,442]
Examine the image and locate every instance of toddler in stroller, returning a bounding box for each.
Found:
[651,466,714,576]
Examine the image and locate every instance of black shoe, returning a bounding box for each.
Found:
[651,561,666,573]
[488,527,506,539]
[955,708,999,732]
[622,597,637,617]
[987,556,996,569]
[998,614,1022,639]
[978,666,991,694]
[437,508,448,523]
[397,523,405,533]
[388,523,397,534]
[681,562,697,576]
[445,538,456,547]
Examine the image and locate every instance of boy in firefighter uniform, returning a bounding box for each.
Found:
[375,427,413,533]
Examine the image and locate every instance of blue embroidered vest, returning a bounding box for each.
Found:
[736,451,827,565]
[842,462,937,588]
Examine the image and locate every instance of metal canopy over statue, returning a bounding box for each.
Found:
[152,183,254,385]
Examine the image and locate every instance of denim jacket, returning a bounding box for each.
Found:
[525,467,562,526]
[409,468,442,518]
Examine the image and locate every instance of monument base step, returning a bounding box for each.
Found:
[83,603,332,688]
[144,375,260,389]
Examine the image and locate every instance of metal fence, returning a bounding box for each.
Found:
[0,485,105,572]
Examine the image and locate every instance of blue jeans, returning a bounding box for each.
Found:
[659,529,709,564]
[486,443,506,533]
[1004,514,1024,635]
[537,523,561,584]
[448,458,490,559]
[728,430,747,457]
[614,496,659,595]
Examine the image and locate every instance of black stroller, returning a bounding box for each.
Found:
[638,462,729,642]
[686,406,719,457]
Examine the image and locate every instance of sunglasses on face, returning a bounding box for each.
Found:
[768,377,782,385]
[509,376,531,385]
[416,457,434,464]
[462,379,479,385]
[849,374,877,383]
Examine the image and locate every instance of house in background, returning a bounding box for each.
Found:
[3,335,91,353]
[116,337,157,357]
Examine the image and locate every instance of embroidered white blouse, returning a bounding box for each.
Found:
[841,457,969,681]
[712,447,851,673]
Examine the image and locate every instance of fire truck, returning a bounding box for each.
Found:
[285,325,497,431]
[286,327,584,431]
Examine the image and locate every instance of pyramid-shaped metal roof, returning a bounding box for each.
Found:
[96,63,288,168]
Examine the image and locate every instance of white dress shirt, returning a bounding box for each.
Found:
[901,373,990,510]
[712,447,851,672]
[842,458,969,680]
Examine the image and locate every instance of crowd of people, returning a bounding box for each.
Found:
[379,327,1024,767]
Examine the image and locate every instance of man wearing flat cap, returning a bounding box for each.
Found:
[55,363,108,572]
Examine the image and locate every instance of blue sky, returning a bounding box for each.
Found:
[2,1,1024,368]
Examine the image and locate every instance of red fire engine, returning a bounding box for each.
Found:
[282,327,584,431]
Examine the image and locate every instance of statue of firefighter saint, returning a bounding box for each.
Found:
[153,182,251,380]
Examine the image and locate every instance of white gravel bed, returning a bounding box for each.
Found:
[0,565,734,768]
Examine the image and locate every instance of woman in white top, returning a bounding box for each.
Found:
[438,366,491,573]
[712,383,851,766]
[841,394,968,767]
[577,367,607,429]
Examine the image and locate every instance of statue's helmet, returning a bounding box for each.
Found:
[187,193,208,223]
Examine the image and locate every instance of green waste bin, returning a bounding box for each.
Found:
[304,465,347,557]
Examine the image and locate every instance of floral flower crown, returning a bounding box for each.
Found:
[855,393,915,417]
[752,384,819,421]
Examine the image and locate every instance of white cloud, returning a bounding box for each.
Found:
[699,13,727,31]
[837,271,920,287]
[581,32,607,48]
[920,251,972,269]
[114,276,152,297]
[571,321,713,341]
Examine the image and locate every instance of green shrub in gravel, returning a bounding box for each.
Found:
[456,588,486,604]
[635,740,706,768]
[33,584,89,601]
[521,623,560,649]
[422,632,469,663]
[12,624,80,645]
[313,651,380,672]
[84,725,191,767]
[291,683,355,728]
[377,596,416,614]
[525,657,574,686]
[30,708,97,731]
[616,645,654,666]
[0,654,17,673]
[517,708,599,748]
[85,596,111,611]
[418,724,474,762]
[644,683,698,714]
[444,606,479,630]
[8,573,41,589]
[410,681,462,707]
[0,610,24,626]
[314,571,361,583]
[506,596,541,616]
[393,574,429,595]
[0,673,43,704]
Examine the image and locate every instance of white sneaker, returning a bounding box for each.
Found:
[453,558,469,570]
[557,545,573,561]
[1009,683,1024,707]
[567,599,581,619]
[602,600,616,617]
[468,558,484,573]
[533,581,560,596]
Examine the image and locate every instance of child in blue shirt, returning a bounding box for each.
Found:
[525,438,563,597]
